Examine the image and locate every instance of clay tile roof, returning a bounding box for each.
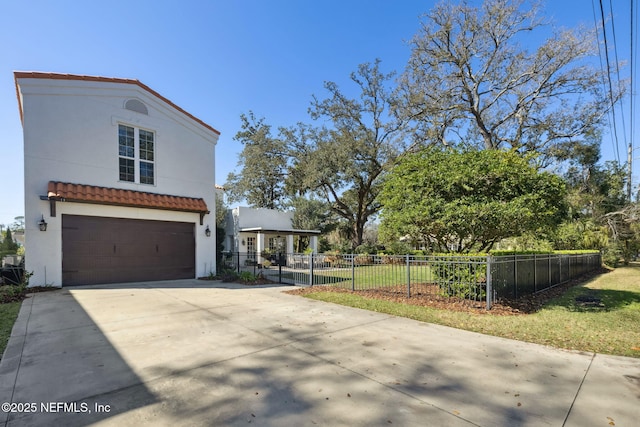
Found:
[47,181,209,214]
[14,71,220,136]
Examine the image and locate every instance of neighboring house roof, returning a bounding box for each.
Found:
[239,226,321,236]
[215,184,225,190]
[13,71,220,136]
[46,181,209,214]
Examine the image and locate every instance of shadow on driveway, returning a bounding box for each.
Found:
[1,279,638,426]
[0,288,157,426]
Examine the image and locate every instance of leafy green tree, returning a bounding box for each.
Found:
[215,192,228,268]
[215,193,228,229]
[225,112,290,209]
[552,144,636,262]
[1,228,19,256]
[11,216,24,231]
[396,0,618,165]
[290,197,335,252]
[290,197,334,232]
[379,148,567,253]
[288,60,405,249]
[601,203,640,264]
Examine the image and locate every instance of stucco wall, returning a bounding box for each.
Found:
[234,207,293,230]
[18,76,219,286]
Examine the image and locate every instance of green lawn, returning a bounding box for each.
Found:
[297,264,640,358]
[0,302,21,359]
[279,263,434,288]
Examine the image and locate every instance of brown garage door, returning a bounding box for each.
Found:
[62,215,195,285]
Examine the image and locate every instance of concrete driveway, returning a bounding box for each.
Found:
[0,280,638,426]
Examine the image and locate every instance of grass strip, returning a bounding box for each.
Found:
[298,265,640,358]
[0,302,21,359]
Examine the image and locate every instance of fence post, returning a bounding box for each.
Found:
[533,253,537,293]
[237,252,240,273]
[309,253,314,287]
[559,254,562,283]
[486,255,493,310]
[351,254,355,291]
[278,252,283,284]
[513,255,518,299]
[406,254,411,298]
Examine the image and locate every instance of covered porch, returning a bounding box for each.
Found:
[235,227,321,267]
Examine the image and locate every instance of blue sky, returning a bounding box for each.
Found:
[0,0,636,227]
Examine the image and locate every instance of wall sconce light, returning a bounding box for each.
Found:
[38,215,48,232]
[205,225,211,237]
[241,238,246,246]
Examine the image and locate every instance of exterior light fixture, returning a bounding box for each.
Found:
[38,215,48,232]
[205,225,211,237]
[241,238,246,246]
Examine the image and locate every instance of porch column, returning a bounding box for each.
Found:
[286,235,294,254]
[257,232,265,262]
[310,235,318,253]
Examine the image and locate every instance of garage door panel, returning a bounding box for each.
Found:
[62,215,195,286]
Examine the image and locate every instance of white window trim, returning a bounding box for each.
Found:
[118,123,156,186]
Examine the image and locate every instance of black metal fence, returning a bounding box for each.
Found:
[490,253,602,299]
[218,251,602,309]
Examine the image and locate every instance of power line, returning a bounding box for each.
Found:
[630,0,636,200]
[600,0,622,164]
[591,0,620,164]
[608,0,628,150]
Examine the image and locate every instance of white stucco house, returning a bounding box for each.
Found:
[224,206,320,264]
[15,72,220,286]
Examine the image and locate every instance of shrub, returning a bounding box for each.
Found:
[431,256,487,300]
[238,271,257,282]
[324,251,348,267]
[379,254,404,265]
[354,255,373,266]
[0,271,31,304]
[383,241,412,255]
[355,244,377,255]
[602,246,621,268]
[220,270,239,282]
[0,284,27,304]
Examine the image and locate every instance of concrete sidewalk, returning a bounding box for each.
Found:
[0,280,638,426]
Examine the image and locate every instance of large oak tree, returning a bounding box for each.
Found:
[396,0,620,165]
[288,60,405,249]
[224,112,290,209]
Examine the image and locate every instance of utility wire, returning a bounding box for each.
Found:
[631,0,638,200]
[599,0,622,164]
[608,0,628,149]
[592,0,617,163]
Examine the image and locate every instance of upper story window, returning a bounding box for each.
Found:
[118,124,155,185]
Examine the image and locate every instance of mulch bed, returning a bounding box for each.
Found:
[285,267,611,316]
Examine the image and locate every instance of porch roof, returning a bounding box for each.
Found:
[239,227,321,236]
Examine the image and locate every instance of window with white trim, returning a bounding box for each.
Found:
[247,236,256,259]
[118,124,155,184]
[268,237,277,252]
